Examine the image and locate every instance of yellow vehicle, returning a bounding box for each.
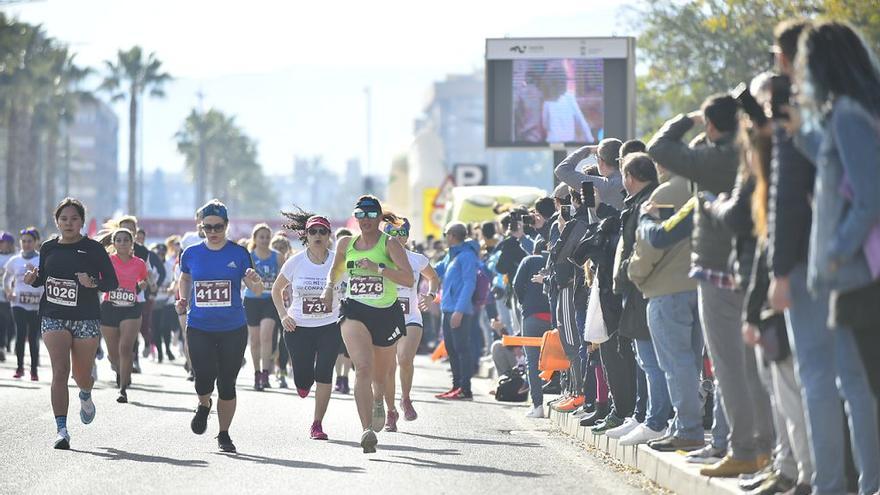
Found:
[443,185,547,227]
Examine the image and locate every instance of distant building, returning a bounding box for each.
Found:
[67,99,119,223]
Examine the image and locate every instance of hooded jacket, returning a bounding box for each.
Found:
[435,239,480,315]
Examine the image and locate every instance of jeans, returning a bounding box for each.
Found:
[442,312,474,394]
[647,291,704,441]
[699,282,774,459]
[469,314,484,375]
[522,315,550,407]
[786,264,880,495]
[635,338,672,433]
[634,361,648,423]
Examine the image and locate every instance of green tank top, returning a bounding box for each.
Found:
[345,232,398,308]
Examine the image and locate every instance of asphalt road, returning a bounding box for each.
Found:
[0,347,657,494]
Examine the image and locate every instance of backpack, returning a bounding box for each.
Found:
[471,265,492,307]
[494,367,528,403]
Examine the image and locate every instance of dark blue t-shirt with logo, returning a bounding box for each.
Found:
[181,241,253,332]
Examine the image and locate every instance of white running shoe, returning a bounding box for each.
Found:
[54,428,70,450]
[605,417,640,439]
[525,405,545,418]
[371,399,385,433]
[619,423,666,446]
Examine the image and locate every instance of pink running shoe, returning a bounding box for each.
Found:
[310,421,328,440]
[400,398,418,421]
[297,388,310,398]
[383,410,399,432]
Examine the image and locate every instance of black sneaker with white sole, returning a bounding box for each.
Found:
[217,431,236,452]
[191,400,212,435]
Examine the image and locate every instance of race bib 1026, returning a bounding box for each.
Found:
[194,280,232,307]
[45,277,78,307]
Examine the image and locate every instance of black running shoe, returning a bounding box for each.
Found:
[191,400,211,435]
[116,389,128,404]
[217,431,236,453]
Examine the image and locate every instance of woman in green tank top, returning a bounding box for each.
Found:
[322,195,413,454]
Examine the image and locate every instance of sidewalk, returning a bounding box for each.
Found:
[548,408,741,495]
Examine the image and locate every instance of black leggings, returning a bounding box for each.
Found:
[276,325,290,371]
[283,323,342,391]
[0,302,12,350]
[187,326,248,400]
[12,307,40,372]
[152,304,176,356]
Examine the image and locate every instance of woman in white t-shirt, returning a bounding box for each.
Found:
[380,219,438,431]
[3,227,44,380]
[271,212,341,441]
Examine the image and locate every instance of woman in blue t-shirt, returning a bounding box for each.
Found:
[243,223,282,391]
[175,200,263,453]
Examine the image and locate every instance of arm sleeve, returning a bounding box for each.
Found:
[769,129,814,277]
[827,105,880,264]
[554,146,592,190]
[32,245,48,288]
[93,244,119,292]
[647,114,704,181]
[638,207,694,250]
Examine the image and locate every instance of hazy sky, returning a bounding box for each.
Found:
[5,0,635,176]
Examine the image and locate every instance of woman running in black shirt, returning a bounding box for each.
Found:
[24,198,118,449]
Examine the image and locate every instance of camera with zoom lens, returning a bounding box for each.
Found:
[769,74,791,121]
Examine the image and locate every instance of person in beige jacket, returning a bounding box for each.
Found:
[627,165,707,453]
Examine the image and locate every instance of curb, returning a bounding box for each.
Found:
[549,409,742,495]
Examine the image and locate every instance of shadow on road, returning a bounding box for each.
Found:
[327,440,460,456]
[213,452,364,473]
[73,447,209,468]
[0,382,40,390]
[127,400,195,414]
[398,431,540,448]
[369,455,545,478]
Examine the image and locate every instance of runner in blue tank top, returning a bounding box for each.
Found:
[243,223,283,391]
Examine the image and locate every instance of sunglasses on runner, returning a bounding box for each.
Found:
[200,222,226,233]
[353,211,379,219]
[307,227,329,236]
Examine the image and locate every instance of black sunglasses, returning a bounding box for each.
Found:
[200,222,226,233]
[307,227,329,236]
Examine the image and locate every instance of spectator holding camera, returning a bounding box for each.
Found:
[555,138,625,211]
[648,95,772,477]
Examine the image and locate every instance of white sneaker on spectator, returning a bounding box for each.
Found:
[619,423,665,446]
[525,405,544,418]
[606,417,640,439]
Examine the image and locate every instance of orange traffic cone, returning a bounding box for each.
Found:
[430,340,447,362]
[538,329,570,372]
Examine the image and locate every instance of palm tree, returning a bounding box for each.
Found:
[100,46,171,215]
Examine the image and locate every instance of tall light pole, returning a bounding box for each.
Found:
[364,85,372,194]
[194,89,207,211]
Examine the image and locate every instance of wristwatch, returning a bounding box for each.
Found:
[378,263,386,274]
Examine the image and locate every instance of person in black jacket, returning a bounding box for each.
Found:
[25,198,118,450]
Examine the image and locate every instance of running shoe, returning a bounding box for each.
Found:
[685,444,727,464]
[278,375,288,389]
[254,371,263,391]
[525,405,545,418]
[400,398,418,421]
[334,377,343,393]
[436,388,461,399]
[310,421,328,440]
[371,399,386,432]
[80,391,96,424]
[555,396,585,413]
[261,370,271,389]
[435,387,458,399]
[13,367,24,379]
[360,429,378,454]
[191,400,212,435]
[340,377,350,395]
[116,389,128,404]
[217,431,236,453]
[54,428,70,450]
[384,410,399,432]
[446,390,473,401]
